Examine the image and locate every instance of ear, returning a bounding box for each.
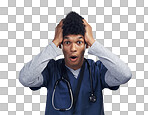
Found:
[59,41,63,49]
[86,43,89,48]
[59,44,62,49]
[84,37,89,48]
[59,43,63,49]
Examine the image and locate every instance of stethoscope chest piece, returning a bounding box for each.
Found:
[89,93,97,103]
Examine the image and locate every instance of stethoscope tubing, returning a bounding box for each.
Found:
[52,77,73,111]
[52,59,96,111]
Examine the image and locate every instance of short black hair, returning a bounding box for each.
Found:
[62,11,85,38]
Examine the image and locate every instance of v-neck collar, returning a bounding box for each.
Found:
[65,65,81,79]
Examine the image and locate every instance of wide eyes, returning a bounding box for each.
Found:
[64,41,70,45]
[64,41,83,45]
[77,41,82,44]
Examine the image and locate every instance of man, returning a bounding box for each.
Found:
[19,11,132,115]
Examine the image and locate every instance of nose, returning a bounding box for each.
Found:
[70,43,77,52]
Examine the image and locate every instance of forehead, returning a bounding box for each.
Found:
[63,34,84,40]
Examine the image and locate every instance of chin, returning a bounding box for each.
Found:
[71,59,83,68]
[64,56,84,69]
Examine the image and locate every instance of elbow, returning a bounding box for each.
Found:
[19,70,43,87]
[19,70,30,87]
[19,77,27,87]
[122,70,132,84]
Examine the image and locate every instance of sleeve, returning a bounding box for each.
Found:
[29,67,49,91]
[19,42,62,89]
[96,61,120,90]
[88,40,132,87]
[29,61,50,91]
[29,59,56,91]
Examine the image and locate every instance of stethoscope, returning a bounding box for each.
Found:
[52,58,97,111]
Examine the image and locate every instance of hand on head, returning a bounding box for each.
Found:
[83,19,95,48]
[52,19,63,48]
[52,19,95,48]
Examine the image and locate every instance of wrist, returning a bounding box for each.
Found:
[52,40,60,47]
[89,39,95,47]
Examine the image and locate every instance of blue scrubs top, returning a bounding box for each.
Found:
[30,59,119,115]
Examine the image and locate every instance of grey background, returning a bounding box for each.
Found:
[0,0,148,115]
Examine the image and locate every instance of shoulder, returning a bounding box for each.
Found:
[41,58,64,82]
[86,58,107,74]
[47,58,64,66]
[86,58,103,67]
[43,58,64,73]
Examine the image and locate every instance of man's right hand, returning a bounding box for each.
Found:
[52,19,63,48]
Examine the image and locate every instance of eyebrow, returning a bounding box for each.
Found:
[64,36,83,39]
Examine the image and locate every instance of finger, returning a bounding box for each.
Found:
[83,19,88,25]
[59,19,64,26]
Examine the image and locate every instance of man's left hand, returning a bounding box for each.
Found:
[83,19,95,48]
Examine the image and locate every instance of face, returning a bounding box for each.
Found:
[62,34,86,70]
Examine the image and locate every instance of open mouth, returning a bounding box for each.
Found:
[70,56,78,62]
[71,56,77,59]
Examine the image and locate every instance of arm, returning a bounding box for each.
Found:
[88,41,132,86]
[19,43,62,87]
[19,20,63,87]
[83,19,132,87]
